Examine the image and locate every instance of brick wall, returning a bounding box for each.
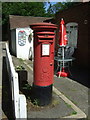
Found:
[54,2,89,68]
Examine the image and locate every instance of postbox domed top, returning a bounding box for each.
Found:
[30,22,57,30]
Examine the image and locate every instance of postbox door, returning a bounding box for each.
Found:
[34,41,54,87]
[33,31,55,87]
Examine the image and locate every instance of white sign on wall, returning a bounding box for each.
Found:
[16,27,33,60]
[42,44,50,56]
[18,31,26,46]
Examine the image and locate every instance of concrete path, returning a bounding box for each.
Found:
[12,55,88,119]
[24,60,88,117]
[1,42,89,119]
[24,60,88,119]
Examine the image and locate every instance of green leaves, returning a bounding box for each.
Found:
[2,2,46,25]
[2,2,78,25]
[15,65,25,71]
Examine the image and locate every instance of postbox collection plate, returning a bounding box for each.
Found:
[42,44,50,56]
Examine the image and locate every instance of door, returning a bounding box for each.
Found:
[66,22,78,48]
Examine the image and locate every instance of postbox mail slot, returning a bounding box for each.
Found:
[38,35,54,42]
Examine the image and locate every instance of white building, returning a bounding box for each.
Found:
[9,15,52,60]
[10,27,33,60]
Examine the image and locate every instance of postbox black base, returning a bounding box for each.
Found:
[32,84,52,106]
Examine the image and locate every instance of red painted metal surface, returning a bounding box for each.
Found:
[30,23,57,86]
[59,19,68,46]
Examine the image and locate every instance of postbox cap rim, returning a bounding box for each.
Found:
[30,22,57,29]
[30,22,56,26]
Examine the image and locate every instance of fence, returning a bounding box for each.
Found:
[6,43,27,119]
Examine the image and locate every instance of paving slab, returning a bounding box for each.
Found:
[1,42,88,119]
[54,75,88,116]
[23,58,88,117]
[12,56,78,118]
[27,92,74,118]
[12,56,88,119]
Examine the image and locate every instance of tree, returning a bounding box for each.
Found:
[2,2,79,40]
[2,2,47,40]
[46,2,79,16]
[47,2,65,14]
[2,2,79,25]
[46,2,54,17]
[2,2,46,25]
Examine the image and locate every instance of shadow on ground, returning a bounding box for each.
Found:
[54,60,88,88]
[69,66,89,88]
[2,57,15,120]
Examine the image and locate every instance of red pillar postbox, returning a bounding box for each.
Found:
[30,23,57,106]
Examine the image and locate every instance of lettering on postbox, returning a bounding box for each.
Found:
[42,43,50,56]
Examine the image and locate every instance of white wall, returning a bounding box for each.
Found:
[16,27,33,60]
[6,43,27,118]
